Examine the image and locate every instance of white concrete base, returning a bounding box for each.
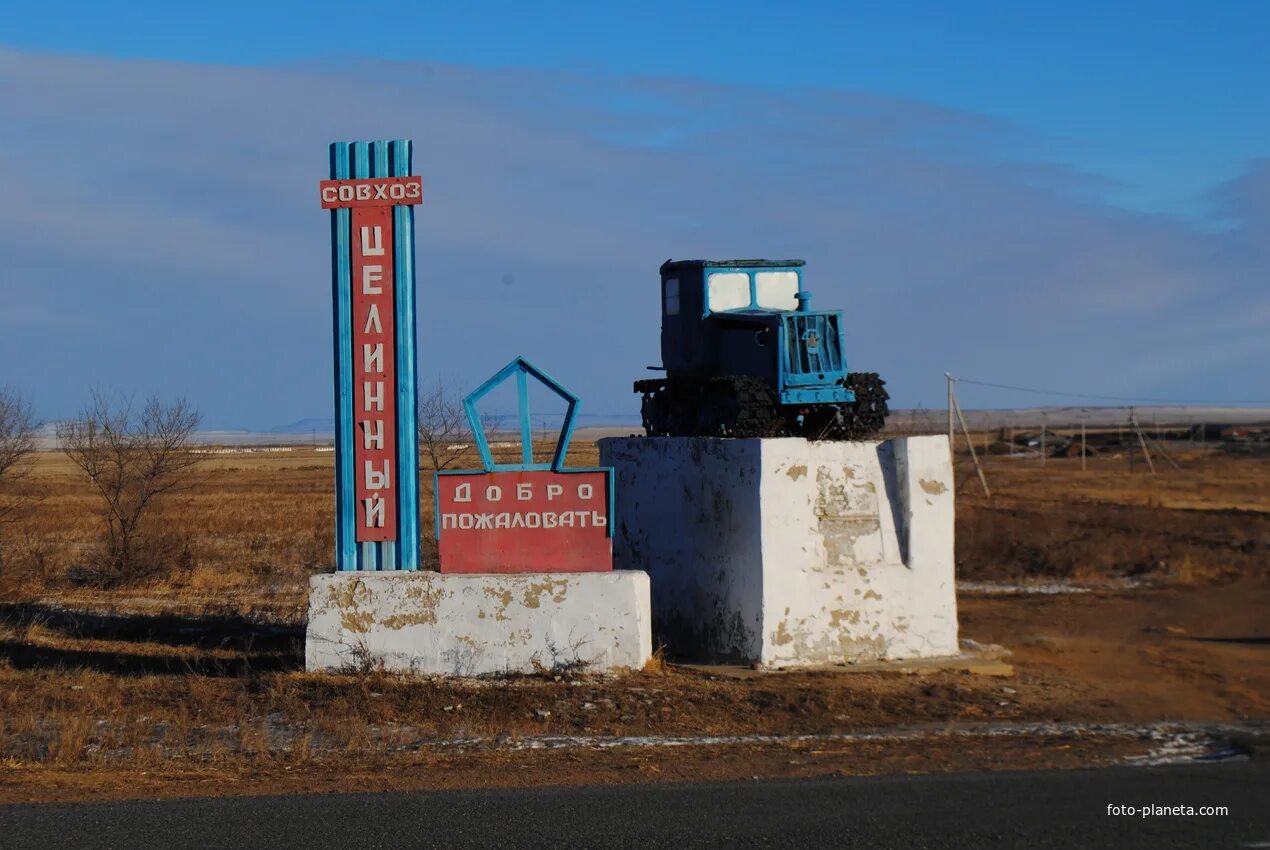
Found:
[598,435,958,667]
[306,571,652,676]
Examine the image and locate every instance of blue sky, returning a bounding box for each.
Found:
[11,1,1268,218]
[2,2,1268,427]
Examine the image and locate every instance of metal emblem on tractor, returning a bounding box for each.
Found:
[634,259,889,440]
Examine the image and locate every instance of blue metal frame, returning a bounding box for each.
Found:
[328,139,421,572]
[434,356,615,541]
[390,139,420,571]
[776,313,854,406]
[462,356,582,473]
[329,143,356,571]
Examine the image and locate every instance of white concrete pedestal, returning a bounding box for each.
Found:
[306,571,651,675]
[598,435,958,667]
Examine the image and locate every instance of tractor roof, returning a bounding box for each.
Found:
[659,259,805,273]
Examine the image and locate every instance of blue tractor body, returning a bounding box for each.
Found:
[636,259,887,439]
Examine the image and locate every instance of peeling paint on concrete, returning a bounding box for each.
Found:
[601,436,958,668]
[306,572,652,675]
[919,478,948,495]
[521,579,571,609]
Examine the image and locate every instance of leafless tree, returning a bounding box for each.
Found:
[57,391,203,581]
[0,387,39,526]
[417,381,506,471]
[417,381,472,471]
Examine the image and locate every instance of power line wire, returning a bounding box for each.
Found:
[950,377,1270,407]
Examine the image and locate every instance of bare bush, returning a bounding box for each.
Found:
[0,388,40,576]
[417,381,504,471]
[0,387,37,480]
[57,391,203,585]
[417,381,471,472]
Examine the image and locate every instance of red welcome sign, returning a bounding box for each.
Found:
[436,469,612,573]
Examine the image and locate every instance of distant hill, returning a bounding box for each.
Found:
[270,418,336,435]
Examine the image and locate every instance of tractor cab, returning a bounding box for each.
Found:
[657,259,853,406]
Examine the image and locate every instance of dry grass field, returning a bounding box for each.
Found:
[953,440,1269,584]
[0,436,1265,801]
[0,440,598,612]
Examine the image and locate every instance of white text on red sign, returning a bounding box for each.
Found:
[351,211,397,541]
[319,176,423,209]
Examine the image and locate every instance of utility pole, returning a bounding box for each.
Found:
[1080,410,1087,472]
[945,373,955,461]
[1040,417,1047,466]
[1130,408,1156,474]
[1128,408,1135,472]
[952,391,990,497]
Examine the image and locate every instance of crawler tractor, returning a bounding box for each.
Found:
[635,259,888,440]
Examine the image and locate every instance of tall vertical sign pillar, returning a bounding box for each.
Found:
[321,140,423,570]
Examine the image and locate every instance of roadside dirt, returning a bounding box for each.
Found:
[0,735,1161,806]
[961,578,1270,723]
[1,580,1265,804]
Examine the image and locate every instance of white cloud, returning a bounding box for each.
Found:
[0,48,1265,425]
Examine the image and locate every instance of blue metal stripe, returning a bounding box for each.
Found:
[554,397,578,469]
[330,142,357,571]
[517,369,533,465]
[391,139,420,570]
[433,471,443,545]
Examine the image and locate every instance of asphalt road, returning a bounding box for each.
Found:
[1,763,1266,849]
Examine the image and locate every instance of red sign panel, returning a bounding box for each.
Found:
[320,176,423,209]
[436,470,613,573]
[352,207,397,542]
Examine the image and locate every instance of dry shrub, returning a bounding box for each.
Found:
[287,732,314,767]
[643,643,668,674]
[237,720,271,759]
[65,528,195,588]
[49,714,94,766]
[296,512,335,572]
[58,391,202,587]
[0,530,70,587]
[957,498,1267,584]
[1165,553,1236,586]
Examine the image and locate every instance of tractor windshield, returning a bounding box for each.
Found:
[754,271,800,311]
[706,273,751,312]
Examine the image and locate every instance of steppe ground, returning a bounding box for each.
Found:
[0,435,1266,802]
